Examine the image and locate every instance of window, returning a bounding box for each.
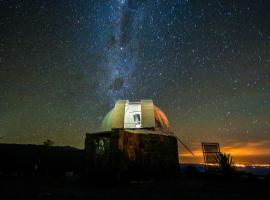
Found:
[94,137,111,155]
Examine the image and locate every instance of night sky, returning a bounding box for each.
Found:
[1,0,270,164]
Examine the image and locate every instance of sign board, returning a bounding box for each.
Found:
[201,142,220,165]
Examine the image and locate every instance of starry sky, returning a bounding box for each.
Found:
[1,0,270,164]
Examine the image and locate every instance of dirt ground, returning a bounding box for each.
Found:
[0,174,269,200]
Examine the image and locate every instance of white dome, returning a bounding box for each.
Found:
[101,104,171,132]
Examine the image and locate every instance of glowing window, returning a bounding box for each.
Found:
[124,102,142,129]
[133,114,141,128]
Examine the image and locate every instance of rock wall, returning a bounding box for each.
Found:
[85,129,179,178]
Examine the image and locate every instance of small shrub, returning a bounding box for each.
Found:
[215,152,235,173]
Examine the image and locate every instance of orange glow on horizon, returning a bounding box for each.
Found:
[179,140,270,165]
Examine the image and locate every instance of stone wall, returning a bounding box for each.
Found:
[85,129,179,178]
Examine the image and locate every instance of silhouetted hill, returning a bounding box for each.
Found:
[0,143,84,176]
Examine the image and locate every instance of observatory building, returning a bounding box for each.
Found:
[85,100,179,178]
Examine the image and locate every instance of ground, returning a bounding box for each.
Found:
[0,174,269,200]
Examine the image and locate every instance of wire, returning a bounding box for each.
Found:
[174,135,195,157]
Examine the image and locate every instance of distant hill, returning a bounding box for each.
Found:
[0,143,84,176]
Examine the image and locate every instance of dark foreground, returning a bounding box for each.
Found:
[0,143,269,199]
[0,174,269,200]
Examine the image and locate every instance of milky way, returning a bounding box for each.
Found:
[97,0,144,105]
